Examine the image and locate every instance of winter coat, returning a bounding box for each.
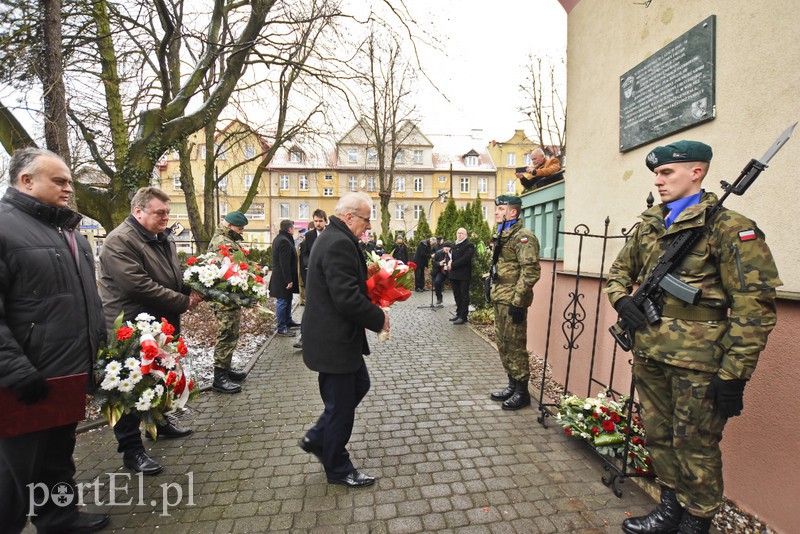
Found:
[0,188,105,388]
[302,216,385,374]
[449,239,476,281]
[268,230,299,299]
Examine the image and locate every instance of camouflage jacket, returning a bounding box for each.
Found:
[489,220,541,307]
[606,191,781,379]
[208,226,244,254]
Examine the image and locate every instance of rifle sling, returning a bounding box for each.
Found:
[661,303,728,322]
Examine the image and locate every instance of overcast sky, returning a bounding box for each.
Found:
[396,0,568,142]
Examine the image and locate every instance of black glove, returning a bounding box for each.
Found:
[705,375,747,418]
[509,305,526,324]
[11,371,50,404]
[614,296,646,330]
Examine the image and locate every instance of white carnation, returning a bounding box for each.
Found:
[135,398,151,411]
[117,379,134,393]
[104,361,122,376]
[101,375,120,391]
[124,357,139,370]
[135,313,155,323]
[128,369,143,384]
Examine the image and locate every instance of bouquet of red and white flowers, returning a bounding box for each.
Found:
[183,245,268,307]
[94,313,197,439]
[365,252,416,341]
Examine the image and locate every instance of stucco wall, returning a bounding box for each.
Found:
[561,2,800,530]
[564,0,800,293]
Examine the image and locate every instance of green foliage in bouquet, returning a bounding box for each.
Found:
[557,391,653,475]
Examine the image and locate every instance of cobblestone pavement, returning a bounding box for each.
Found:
[45,291,658,533]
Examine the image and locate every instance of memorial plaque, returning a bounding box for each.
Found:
[619,15,716,152]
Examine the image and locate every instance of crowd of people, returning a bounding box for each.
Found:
[0,144,777,534]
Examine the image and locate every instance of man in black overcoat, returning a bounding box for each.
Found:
[268,219,300,336]
[449,227,476,324]
[413,237,435,291]
[299,193,389,488]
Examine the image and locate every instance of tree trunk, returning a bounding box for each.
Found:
[38,0,71,165]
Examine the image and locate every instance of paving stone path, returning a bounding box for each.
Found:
[45,291,657,533]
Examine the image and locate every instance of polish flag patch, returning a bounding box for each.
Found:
[738,229,757,242]
[520,237,529,243]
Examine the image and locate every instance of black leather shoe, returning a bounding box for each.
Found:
[228,369,247,381]
[123,451,163,475]
[276,329,296,337]
[327,469,375,488]
[452,317,467,325]
[287,321,302,329]
[298,437,323,463]
[46,512,110,533]
[622,486,682,534]
[449,316,458,321]
[212,367,242,394]
[293,340,303,349]
[157,417,193,439]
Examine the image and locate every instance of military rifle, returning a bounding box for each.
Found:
[610,123,797,352]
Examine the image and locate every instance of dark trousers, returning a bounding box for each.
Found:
[450,277,470,319]
[433,271,447,302]
[305,361,370,479]
[0,423,80,533]
[414,265,427,290]
[114,412,146,456]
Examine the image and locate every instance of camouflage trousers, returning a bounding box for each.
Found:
[634,355,728,518]
[493,303,530,381]
[213,307,241,369]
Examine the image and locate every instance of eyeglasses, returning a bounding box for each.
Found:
[143,208,171,218]
[350,212,370,223]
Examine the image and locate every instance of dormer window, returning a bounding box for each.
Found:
[290,151,303,163]
[465,155,478,167]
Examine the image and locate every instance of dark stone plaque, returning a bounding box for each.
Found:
[619,15,716,152]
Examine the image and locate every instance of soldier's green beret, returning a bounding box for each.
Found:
[495,195,522,206]
[224,210,249,227]
[646,140,713,171]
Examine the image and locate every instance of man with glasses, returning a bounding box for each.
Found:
[99,187,202,475]
[299,193,389,488]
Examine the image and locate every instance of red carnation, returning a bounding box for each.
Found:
[610,412,621,423]
[177,338,188,356]
[253,265,261,272]
[239,262,248,270]
[632,436,644,446]
[116,326,134,341]
[592,426,600,436]
[254,276,264,284]
[599,406,609,414]
[161,318,175,336]
[142,344,158,359]
[636,467,644,474]
[219,245,230,257]
[187,256,198,266]
[165,371,177,386]
[565,428,572,435]
[629,452,636,459]
[241,247,249,255]
[408,261,417,270]
[602,420,615,432]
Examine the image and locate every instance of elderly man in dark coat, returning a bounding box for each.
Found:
[299,192,389,488]
[268,219,300,336]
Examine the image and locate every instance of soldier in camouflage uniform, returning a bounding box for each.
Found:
[488,195,541,410]
[208,211,251,394]
[606,141,780,534]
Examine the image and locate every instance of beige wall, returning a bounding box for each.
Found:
[563,2,800,531]
[565,0,800,293]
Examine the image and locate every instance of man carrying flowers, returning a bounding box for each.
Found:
[207,210,250,394]
[0,148,109,533]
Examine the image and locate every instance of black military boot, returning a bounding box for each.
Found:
[622,486,683,534]
[677,511,712,534]
[490,375,515,401]
[228,368,247,381]
[212,367,242,394]
[501,379,531,410]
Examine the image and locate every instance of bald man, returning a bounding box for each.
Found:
[516,148,561,189]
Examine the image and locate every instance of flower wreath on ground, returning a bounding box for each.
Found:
[94,312,197,439]
[184,244,269,308]
[365,252,416,341]
[556,391,653,475]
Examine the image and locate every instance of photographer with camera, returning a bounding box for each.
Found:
[431,241,452,306]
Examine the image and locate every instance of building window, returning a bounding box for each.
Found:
[524,153,532,166]
[464,155,478,167]
[244,145,256,159]
[280,203,289,218]
[414,150,423,164]
[218,176,227,191]
[482,206,487,220]
[173,174,182,190]
[478,177,487,194]
[246,203,265,220]
[348,148,358,163]
[414,205,422,220]
[367,148,377,163]
[324,174,333,181]
[507,153,516,166]
[370,204,377,220]
[348,176,358,192]
[367,176,376,192]
[460,177,470,193]
[438,175,447,183]
[396,176,405,192]
[198,144,206,160]
[323,188,333,197]
[394,150,405,164]
[216,143,227,160]
[290,151,303,163]
[220,203,228,216]
[299,204,309,220]
[170,150,179,160]
[280,175,289,190]
[414,176,423,192]
[507,179,516,194]
[244,174,254,188]
[299,175,308,191]
[395,204,405,220]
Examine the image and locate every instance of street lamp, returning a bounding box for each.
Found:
[428,190,448,219]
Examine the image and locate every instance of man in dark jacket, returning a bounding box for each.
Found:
[431,241,452,305]
[413,237,435,291]
[449,227,476,324]
[269,219,300,336]
[0,148,109,533]
[299,209,327,284]
[99,187,200,476]
[391,235,408,263]
[299,192,388,488]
